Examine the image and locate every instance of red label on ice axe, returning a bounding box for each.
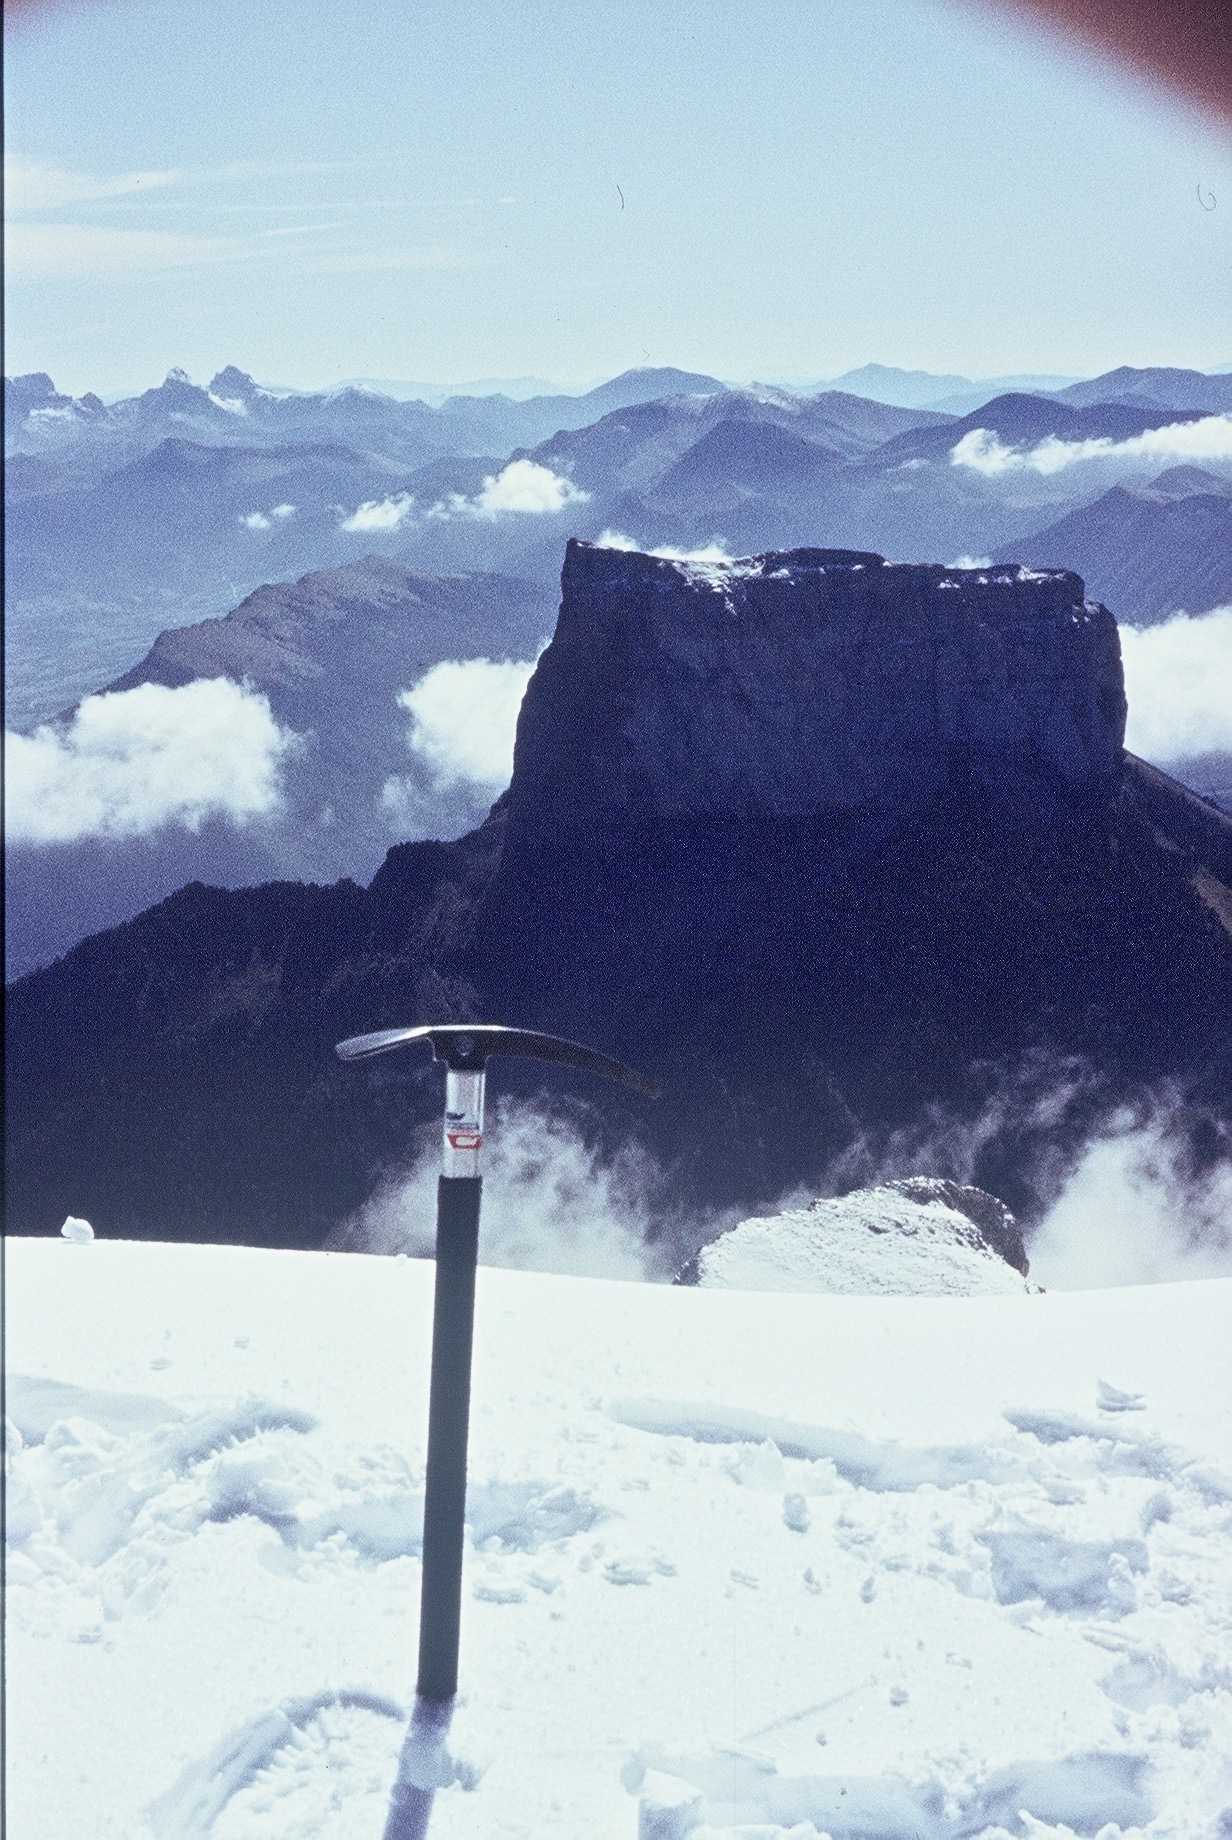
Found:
[446,1131,483,1151]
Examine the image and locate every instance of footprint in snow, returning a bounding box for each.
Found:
[146,1689,409,1837]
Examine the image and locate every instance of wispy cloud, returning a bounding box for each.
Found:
[951,415,1232,476]
[4,156,357,213]
[5,679,298,844]
[596,529,734,563]
[339,493,416,533]
[1030,1097,1232,1288]
[4,159,182,211]
[4,155,433,282]
[338,1101,670,1280]
[1120,605,1232,763]
[5,221,232,282]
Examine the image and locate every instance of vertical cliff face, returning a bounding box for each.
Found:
[508,540,1125,823]
[467,541,1127,1006]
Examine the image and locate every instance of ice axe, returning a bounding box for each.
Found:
[335,1022,656,1703]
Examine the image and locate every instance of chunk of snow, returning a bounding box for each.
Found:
[683,1177,1030,1295]
[1097,1378,1147,1413]
[59,1215,93,1243]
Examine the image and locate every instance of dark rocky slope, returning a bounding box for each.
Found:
[8,544,1231,1248]
[994,471,1232,625]
[5,560,556,980]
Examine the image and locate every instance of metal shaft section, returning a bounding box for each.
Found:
[441,1067,485,1178]
[416,1068,486,1702]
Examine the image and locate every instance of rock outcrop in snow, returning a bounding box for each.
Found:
[677,1177,1033,1295]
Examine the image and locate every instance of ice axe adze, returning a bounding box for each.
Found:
[335,1022,657,1703]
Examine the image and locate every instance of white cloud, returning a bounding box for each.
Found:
[339,492,415,533]
[5,679,298,845]
[951,415,1232,477]
[1030,1104,1232,1288]
[1120,606,1232,762]
[394,656,540,790]
[240,503,296,530]
[4,158,182,212]
[596,529,734,563]
[948,553,993,569]
[430,460,590,522]
[477,459,589,514]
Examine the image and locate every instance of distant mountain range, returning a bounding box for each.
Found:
[783,363,1232,416]
[789,364,1080,412]
[1053,367,1232,413]
[9,358,1230,727]
[4,363,728,496]
[332,373,568,404]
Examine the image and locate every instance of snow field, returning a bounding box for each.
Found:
[6,1238,1232,1838]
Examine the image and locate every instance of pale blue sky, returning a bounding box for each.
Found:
[5,0,1230,396]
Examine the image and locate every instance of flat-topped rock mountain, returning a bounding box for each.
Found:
[499,542,1124,824]
[7,543,1230,1248]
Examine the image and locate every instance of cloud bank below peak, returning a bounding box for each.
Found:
[5,678,298,845]
[1120,605,1232,764]
[951,414,1232,477]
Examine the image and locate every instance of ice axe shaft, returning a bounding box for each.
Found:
[335,1023,656,1703]
[419,1169,481,1700]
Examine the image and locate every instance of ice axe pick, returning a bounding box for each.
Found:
[335,1022,656,1703]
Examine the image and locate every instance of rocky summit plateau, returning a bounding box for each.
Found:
[7,542,1231,1248]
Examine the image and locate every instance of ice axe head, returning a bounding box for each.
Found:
[336,1022,657,1177]
[335,1021,657,1093]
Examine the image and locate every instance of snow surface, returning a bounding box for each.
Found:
[6,1238,1232,1838]
[690,1185,1031,1296]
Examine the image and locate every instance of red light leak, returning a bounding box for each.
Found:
[967,0,1232,123]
